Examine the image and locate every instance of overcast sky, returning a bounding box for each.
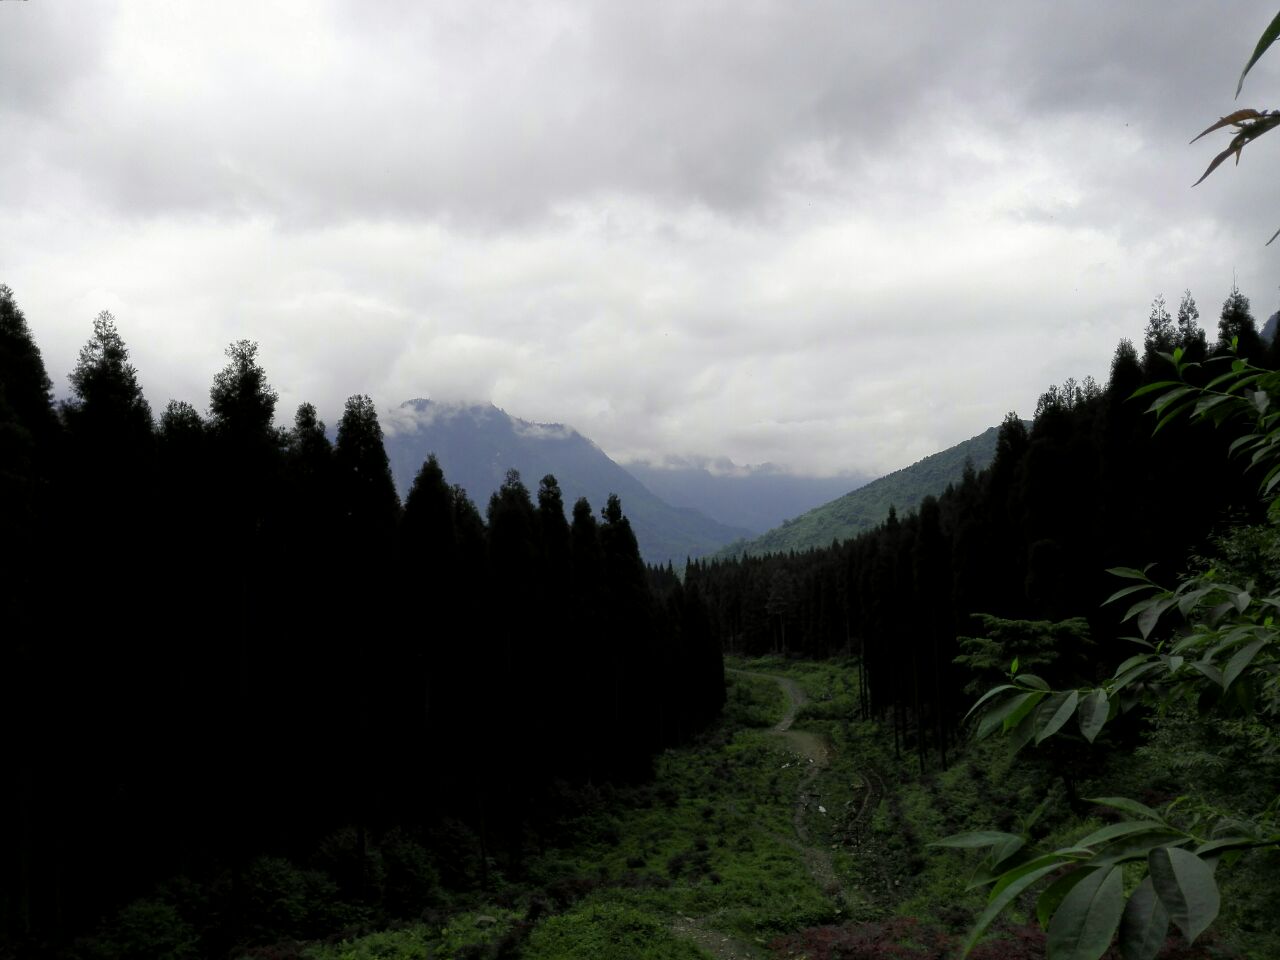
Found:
[5,2,1280,477]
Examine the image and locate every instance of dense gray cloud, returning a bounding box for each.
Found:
[4,1,1279,476]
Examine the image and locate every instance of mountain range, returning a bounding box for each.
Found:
[380,400,753,566]
[379,399,1004,567]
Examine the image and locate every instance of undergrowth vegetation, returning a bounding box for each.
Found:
[77,669,830,960]
[71,650,1275,959]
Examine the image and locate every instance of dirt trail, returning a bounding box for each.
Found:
[674,670,872,959]
[671,916,768,960]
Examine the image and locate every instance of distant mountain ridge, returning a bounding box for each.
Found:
[623,458,870,534]
[381,399,751,565]
[714,425,1007,558]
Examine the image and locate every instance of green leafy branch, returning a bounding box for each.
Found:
[937,796,1279,960]
[943,360,1280,959]
[1193,10,1280,243]
[1135,347,1280,499]
[947,562,1280,960]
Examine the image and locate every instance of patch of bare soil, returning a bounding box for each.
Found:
[671,916,768,960]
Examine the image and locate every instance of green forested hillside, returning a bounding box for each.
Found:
[716,424,1007,558]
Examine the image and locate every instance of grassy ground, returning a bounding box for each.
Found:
[275,665,835,960]
[198,655,1274,959]
[734,657,1275,959]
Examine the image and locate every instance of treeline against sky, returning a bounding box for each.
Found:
[0,285,724,952]
[689,288,1276,770]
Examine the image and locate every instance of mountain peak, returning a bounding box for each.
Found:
[380,399,750,564]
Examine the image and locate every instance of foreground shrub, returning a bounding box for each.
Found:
[522,899,705,960]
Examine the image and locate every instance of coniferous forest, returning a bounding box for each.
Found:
[689,288,1269,774]
[3,277,1280,960]
[0,285,724,958]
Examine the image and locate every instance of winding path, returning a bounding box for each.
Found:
[674,670,871,959]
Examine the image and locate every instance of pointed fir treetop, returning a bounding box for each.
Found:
[1107,338,1142,399]
[335,393,400,522]
[571,495,597,533]
[209,339,278,439]
[538,474,566,518]
[1143,294,1176,361]
[66,310,153,433]
[289,401,331,460]
[403,454,455,541]
[1217,284,1262,357]
[538,473,571,550]
[1176,290,1206,353]
[602,492,624,526]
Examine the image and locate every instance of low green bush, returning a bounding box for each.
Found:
[522,898,707,960]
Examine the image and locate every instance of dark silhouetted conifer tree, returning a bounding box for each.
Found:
[1176,290,1207,360]
[1217,285,1263,360]
[1142,295,1175,370]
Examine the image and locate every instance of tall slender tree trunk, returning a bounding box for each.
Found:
[932,631,948,768]
[912,647,925,776]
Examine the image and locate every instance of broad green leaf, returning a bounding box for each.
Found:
[962,857,1069,956]
[1113,653,1151,675]
[1189,660,1224,686]
[1006,690,1047,725]
[1146,386,1195,414]
[1127,382,1181,400]
[1091,832,1190,868]
[932,830,1024,849]
[977,690,1042,740]
[1105,565,1156,581]
[1229,433,1261,455]
[1086,797,1165,823]
[1222,637,1268,690]
[1112,662,1158,692]
[1193,393,1239,417]
[1236,11,1280,97]
[1205,365,1250,391]
[964,683,1018,721]
[1137,596,1176,640]
[1149,846,1220,943]
[1077,821,1172,850]
[1263,464,1280,495]
[1171,629,1209,655]
[1036,690,1080,744]
[1037,867,1094,929]
[1105,583,1157,606]
[1207,599,1236,625]
[1119,876,1169,960]
[1077,689,1109,743]
[1176,586,1215,617]
[1154,399,1199,434]
[1195,836,1269,857]
[991,834,1028,871]
[1047,864,1124,960]
[1008,705,1041,753]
